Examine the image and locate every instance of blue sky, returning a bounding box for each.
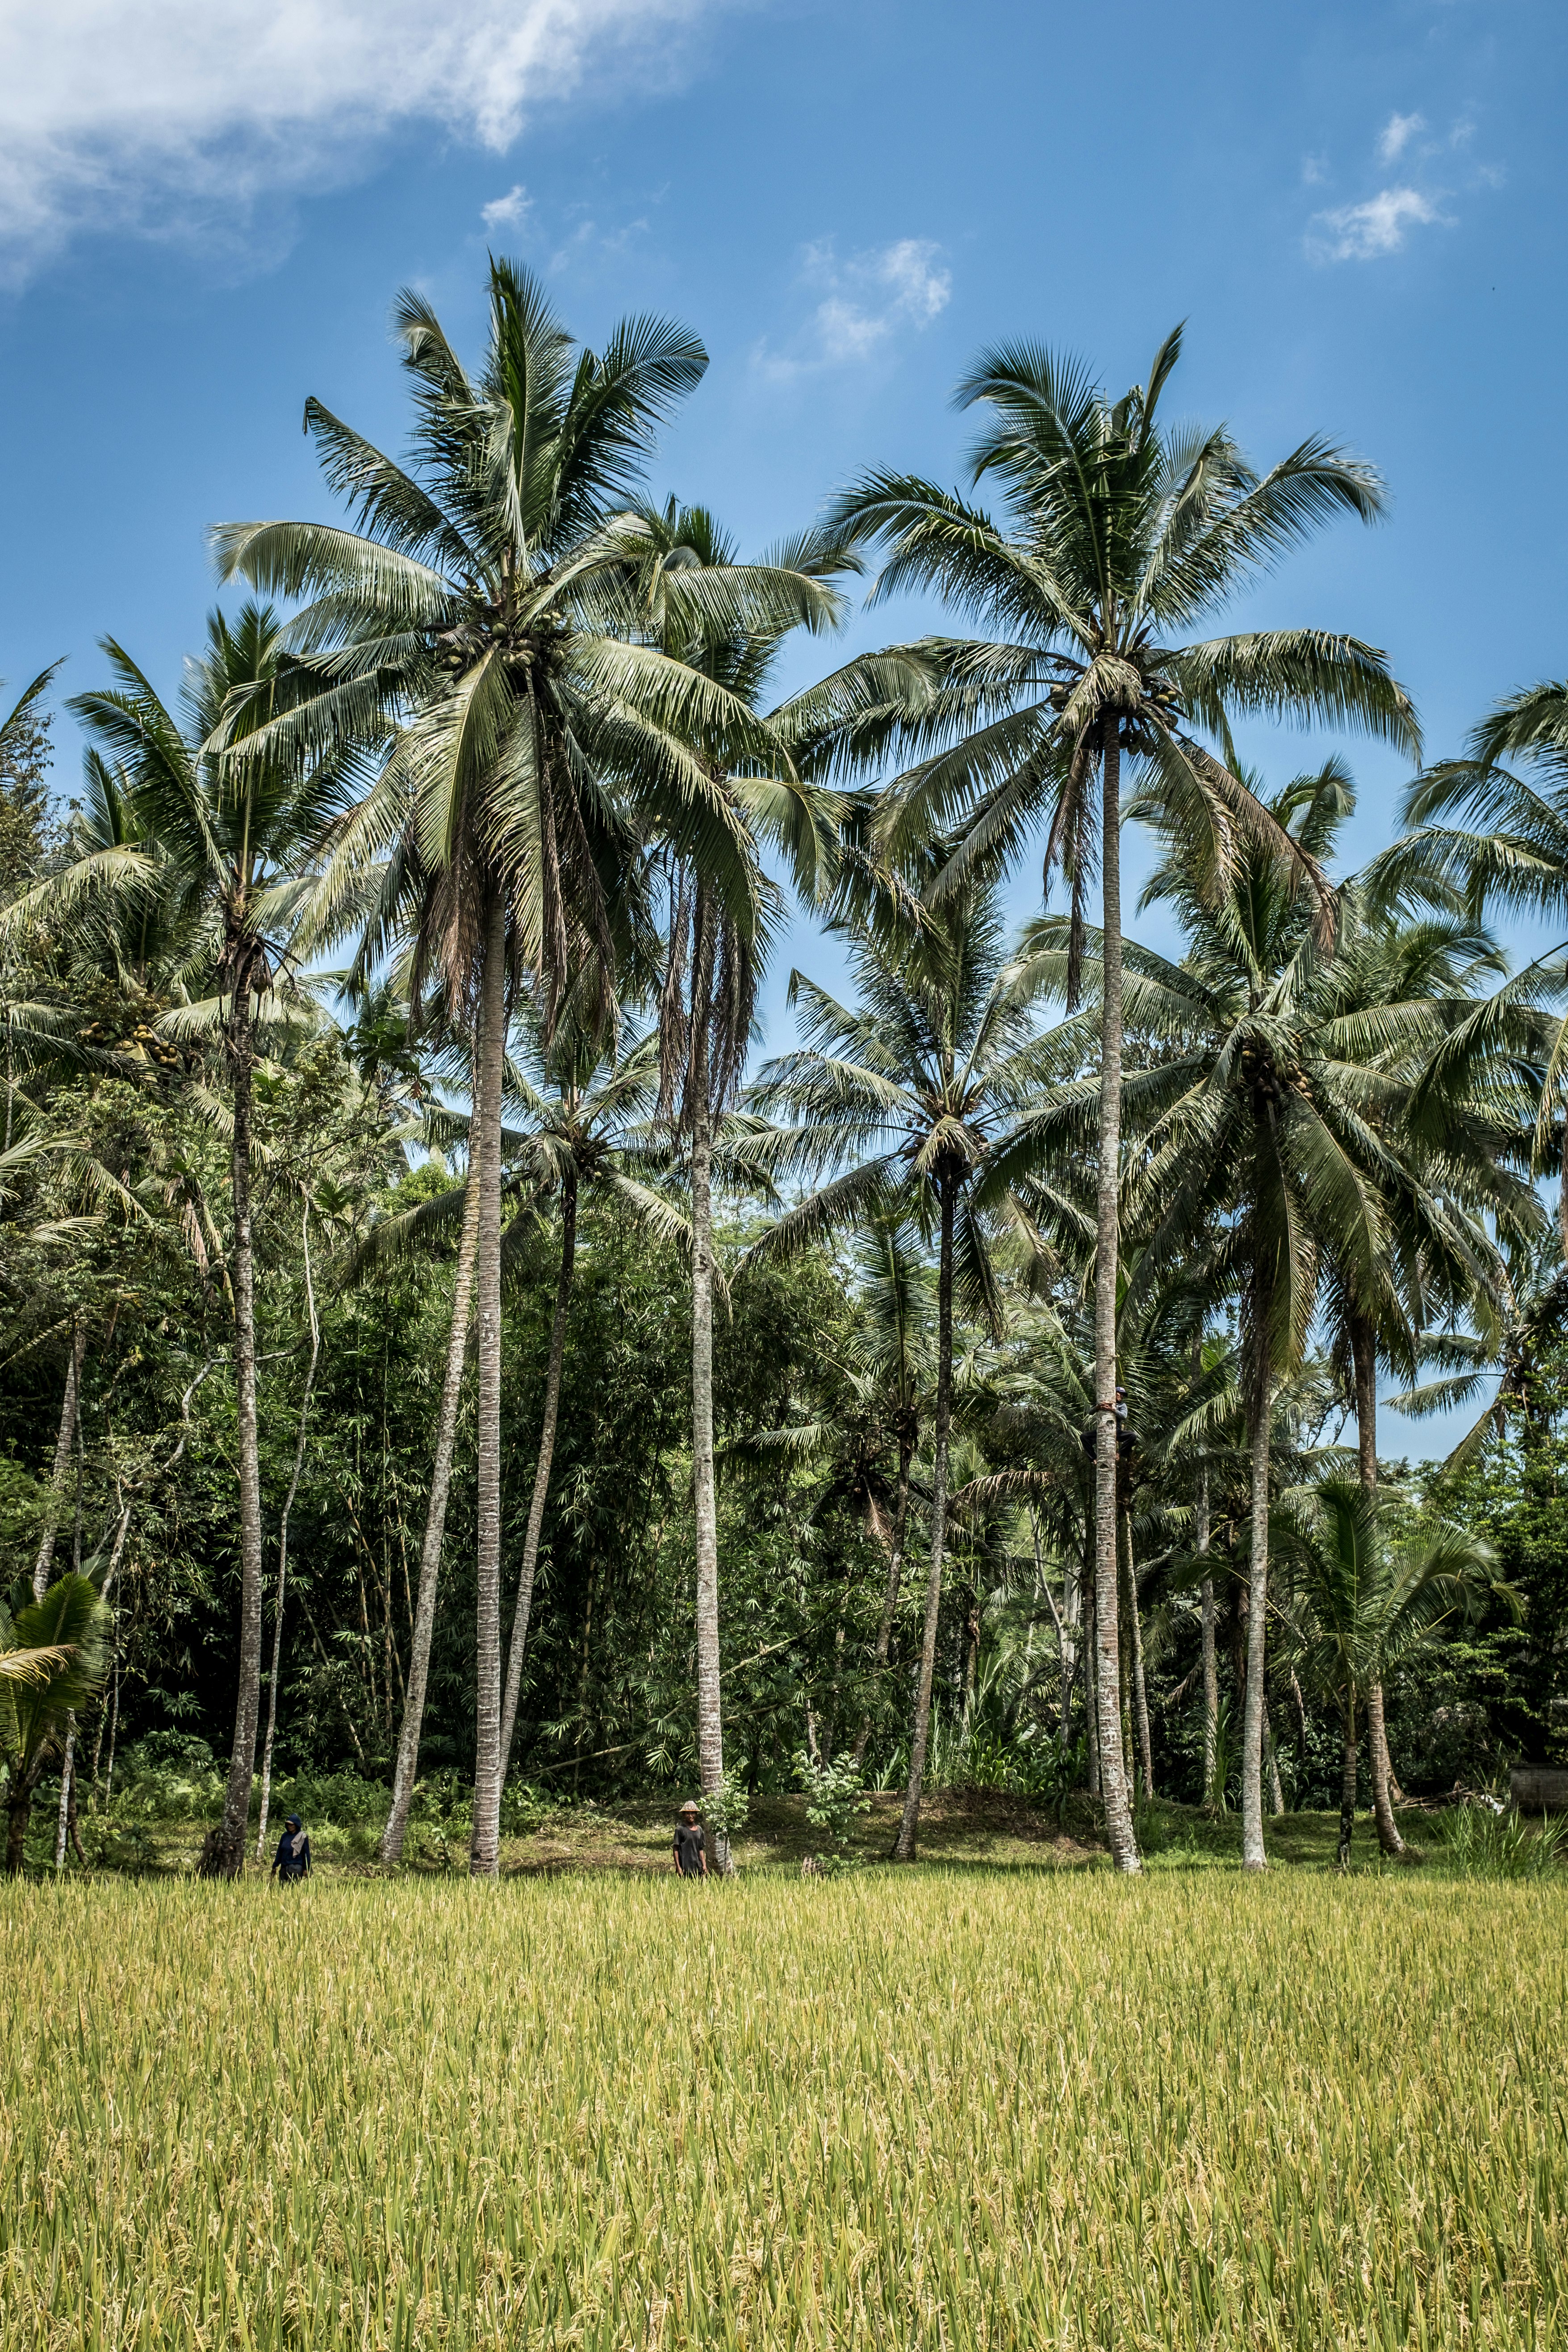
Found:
[2,0,1564,1450]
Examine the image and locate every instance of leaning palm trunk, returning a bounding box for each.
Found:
[1337,1690,1359,1869]
[33,1322,87,1600]
[498,1166,578,1781]
[381,1076,485,1865]
[894,1182,955,1861]
[469,894,508,1880]
[1351,1313,1404,1855]
[1239,1276,1273,1872]
[255,1210,321,1860]
[210,977,266,1878]
[1091,725,1139,1870]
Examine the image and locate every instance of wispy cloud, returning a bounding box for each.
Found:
[481,184,531,233]
[1376,110,1426,166]
[0,0,730,282]
[1308,185,1445,263]
[757,237,951,378]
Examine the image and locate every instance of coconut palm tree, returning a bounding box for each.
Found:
[217,263,813,1876]
[4,611,344,1876]
[1272,1478,1508,1867]
[816,325,1418,1871]
[616,499,846,1868]
[1050,766,1524,1867]
[744,870,1063,1858]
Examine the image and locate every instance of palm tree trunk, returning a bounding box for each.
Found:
[211,976,264,1879]
[853,1439,912,1769]
[1351,1312,1404,1856]
[1198,1467,1218,1806]
[1239,1281,1272,1872]
[255,1209,321,1861]
[381,1105,484,1865]
[1123,1507,1154,1799]
[690,1088,728,1867]
[1337,1690,1359,1869]
[894,1179,955,1861]
[32,1320,87,1600]
[1084,1560,1100,1796]
[498,1163,578,1781]
[469,890,508,1880]
[1092,722,1139,1871]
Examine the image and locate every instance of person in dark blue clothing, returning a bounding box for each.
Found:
[270,1815,311,1883]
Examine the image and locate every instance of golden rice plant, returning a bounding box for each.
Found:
[1,1870,1564,2348]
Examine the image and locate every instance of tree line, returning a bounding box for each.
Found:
[2,264,1565,1878]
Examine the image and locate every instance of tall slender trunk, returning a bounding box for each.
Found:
[690,1069,728,1872]
[1351,1312,1404,1856]
[53,1721,75,1869]
[1092,723,1139,1870]
[381,1098,484,1864]
[1123,1509,1154,1799]
[498,1163,578,1781]
[255,1210,321,1861]
[1084,1558,1100,1796]
[1198,1466,1218,1805]
[1239,1270,1273,1872]
[469,891,508,1880]
[211,975,264,1879]
[894,1179,955,1861]
[33,1321,87,1600]
[1337,1689,1359,1869]
[853,1437,912,1768]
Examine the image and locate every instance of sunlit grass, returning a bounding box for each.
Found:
[3,1869,1564,2348]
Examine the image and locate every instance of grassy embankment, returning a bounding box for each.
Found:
[3,1861,1564,2349]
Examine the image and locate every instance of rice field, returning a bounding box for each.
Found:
[3,1868,1565,2350]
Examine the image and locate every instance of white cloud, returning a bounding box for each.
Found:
[1306,185,1445,263]
[481,183,531,232]
[761,236,951,374]
[1300,153,1329,188]
[1376,111,1426,166]
[0,0,725,280]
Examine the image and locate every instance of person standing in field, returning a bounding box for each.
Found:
[269,1815,311,1883]
[672,1800,707,1878]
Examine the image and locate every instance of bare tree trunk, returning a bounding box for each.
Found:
[1337,1690,1359,1870]
[255,1208,321,1861]
[53,1721,75,1869]
[690,1070,728,1872]
[499,1164,578,1781]
[210,977,264,1879]
[1091,723,1139,1871]
[381,1107,483,1864]
[33,1321,87,1600]
[1240,1271,1273,1872]
[894,1180,954,1861]
[1198,1467,1218,1805]
[469,891,508,1880]
[853,1439,912,1769]
[1123,1508,1154,1799]
[1351,1312,1405,1856]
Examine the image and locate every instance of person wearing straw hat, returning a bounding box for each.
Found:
[671,1800,707,1878]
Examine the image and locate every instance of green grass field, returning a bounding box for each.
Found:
[4,1862,1565,2349]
